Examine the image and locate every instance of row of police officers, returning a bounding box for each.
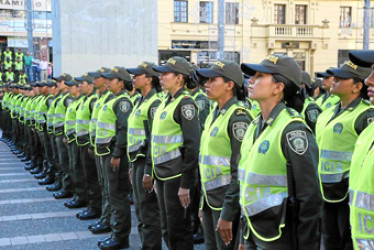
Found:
[0,50,374,250]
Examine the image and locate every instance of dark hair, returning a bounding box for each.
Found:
[353,77,369,100]
[124,80,133,91]
[272,74,304,113]
[150,75,162,92]
[222,76,246,101]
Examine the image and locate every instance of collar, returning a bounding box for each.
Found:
[216,97,238,116]
[191,87,201,97]
[168,87,185,101]
[88,89,97,97]
[143,89,156,101]
[99,89,109,97]
[113,90,125,97]
[259,102,287,127]
[335,96,362,114]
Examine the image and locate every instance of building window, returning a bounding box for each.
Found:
[200,1,213,23]
[340,6,352,28]
[174,0,188,23]
[225,2,239,25]
[295,5,307,24]
[274,4,286,24]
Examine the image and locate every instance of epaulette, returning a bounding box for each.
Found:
[286,107,302,118]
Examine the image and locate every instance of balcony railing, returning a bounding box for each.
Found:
[272,25,316,37]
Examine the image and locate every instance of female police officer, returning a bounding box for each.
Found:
[239,55,323,249]
[315,60,374,250]
[348,50,374,250]
[196,60,252,250]
[152,56,200,250]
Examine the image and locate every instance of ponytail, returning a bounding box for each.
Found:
[272,74,304,113]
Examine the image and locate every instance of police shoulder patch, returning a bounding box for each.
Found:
[197,100,206,111]
[232,122,248,141]
[286,130,308,155]
[65,98,73,107]
[181,104,196,120]
[236,108,246,116]
[306,109,319,123]
[119,100,131,113]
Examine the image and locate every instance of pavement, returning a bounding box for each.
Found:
[0,134,206,249]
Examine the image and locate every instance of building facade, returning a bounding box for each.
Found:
[0,0,52,59]
[158,0,374,74]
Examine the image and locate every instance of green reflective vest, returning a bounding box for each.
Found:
[18,96,28,123]
[3,51,12,60]
[95,92,130,156]
[316,93,340,111]
[76,93,98,146]
[64,96,84,143]
[53,93,70,136]
[4,61,12,71]
[15,52,23,60]
[35,95,52,132]
[2,92,9,109]
[5,71,14,82]
[130,91,141,106]
[199,103,242,210]
[127,92,160,162]
[239,108,304,242]
[11,94,22,118]
[349,122,374,249]
[151,93,187,181]
[30,95,43,127]
[14,61,23,71]
[316,99,372,203]
[18,74,27,84]
[89,91,112,146]
[24,96,35,126]
[46,95,61,134]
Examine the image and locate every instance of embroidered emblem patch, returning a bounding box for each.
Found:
[181,104,196,120]
[210,127,218,137]
[333,123,343,134]
[286,130,308,155]
[232,122,248,141]
[258,140,270,154]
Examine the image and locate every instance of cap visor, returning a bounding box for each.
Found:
[101,73,116,79]
[349,50,374,67]
[241,63,275,76]
[326,68,353,79]
[74,77,84,82]
[53,76,63,81]
[64,81,76,86]
[152,65,175,73]
[88,72,101,78]
[315,72,332,78]
[127,68,144,75]
[196,68,222,79]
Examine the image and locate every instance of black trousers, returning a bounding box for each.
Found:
[156,176,194,250]
[80,145,101,213]
[322,198,353,250]
[104,154,131,242]
[55,135,73,193]
[67,142,87,202]
[132,158,162,250]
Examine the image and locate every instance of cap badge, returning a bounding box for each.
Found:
[344,61,358,70]
[214,61,225,69]
[167,58,176,65]
[266,55,278,65]
[141,62,147,68]
[112,67,119,73]
[99,68,104,72]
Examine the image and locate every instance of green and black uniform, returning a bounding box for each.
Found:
[200,97,252,249]
[316,97,374,250]
[127,88,162,249]
[96,90,133,244]
[239,102,322,250]
[151,88,200,250]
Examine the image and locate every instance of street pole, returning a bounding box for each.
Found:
[363,0,370,50]
[218,0,224,59]
[26,0,34,54]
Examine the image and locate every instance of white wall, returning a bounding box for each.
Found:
[52,0,158,76]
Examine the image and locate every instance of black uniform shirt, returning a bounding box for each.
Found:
[191,87,210,130]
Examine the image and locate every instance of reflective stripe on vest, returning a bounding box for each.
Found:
[316,99,371,202]
[204,174,231,191]
[355,191,374,211]
[355,239,374,250]
[239,108,305,242]
[199,155,230,167]
[151,93,187,181]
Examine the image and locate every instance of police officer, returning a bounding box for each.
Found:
[96,67,133,249]
[87,67,113,233]
[239,55,323,249]
[74,73,101,219]
[127,62,162,250]
[315,70,340,111]
[348,50,374,250]
[315,61,374,250]
[52,74,75,199]
[63,79,86,208]
[152,57,200,250]
[300,71,322,132]
[196,60,252,250]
